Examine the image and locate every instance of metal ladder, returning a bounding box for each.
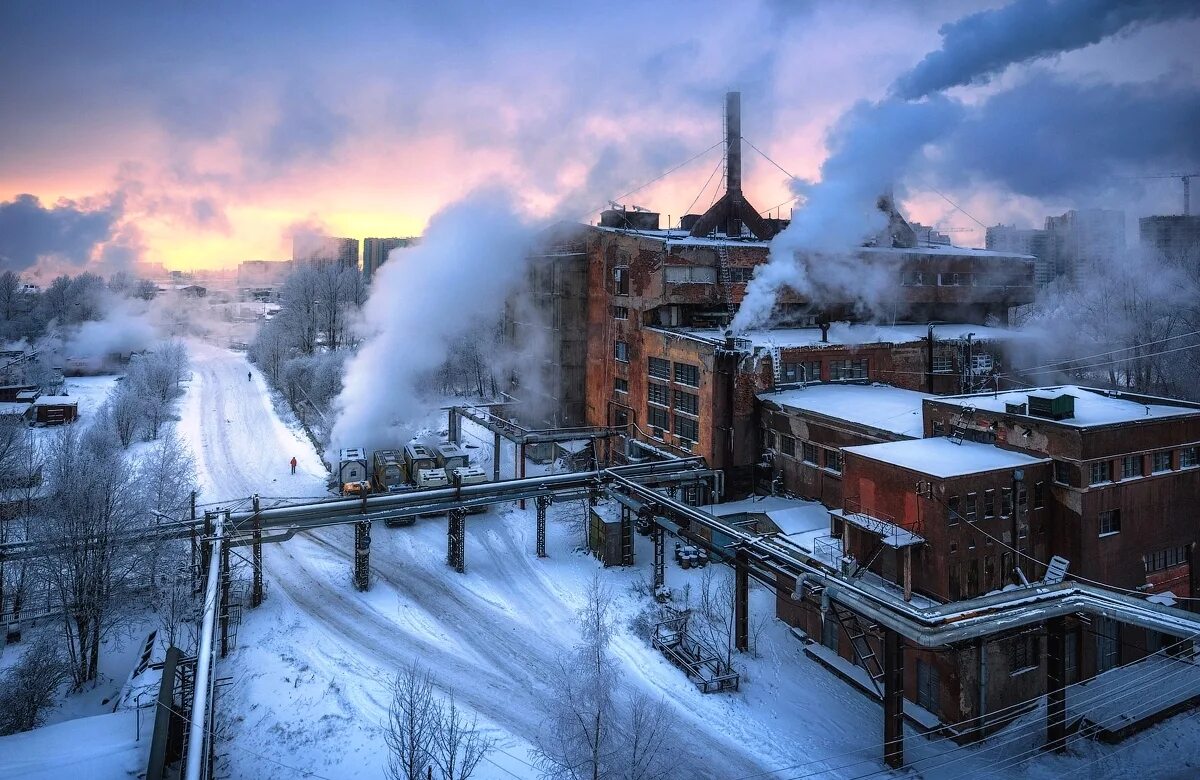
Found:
[717,245,735,319]
[770,344,782,385]
[949,405,976,445]
[851,541,888,578]
[831,603,886,694]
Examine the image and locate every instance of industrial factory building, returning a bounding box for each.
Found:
[504,92,1200,736]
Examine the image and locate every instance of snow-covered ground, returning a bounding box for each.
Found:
[6,341,1197,779]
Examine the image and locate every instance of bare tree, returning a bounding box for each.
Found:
[384,661,438,780]
[620,692,681,780]
[0,632,69,735]
[105,385,142,448]
[689,567,737,670]
[35,423,148,688]
[432,692,494,780]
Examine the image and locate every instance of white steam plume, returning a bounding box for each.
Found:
[730,97,961,333]
[893,0,1200,100]
[330,190,536,452]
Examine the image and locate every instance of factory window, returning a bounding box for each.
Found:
[825,449,843,474]
[1153,451,1173,473]
[828,358,868,381]
[1181,446,1199,468]
[782,360,821,383]
[1144,546,1191,573]
[782,435,796,457]
[613,378,628,394]
[948,495,961,525]
[648,357,670,380]
[938,272,972,286]
[1090,461,1112,485]
[614,266,629,296]
[647,383,669,407]
[664,265,717,284]
[673,415,698,443]
[614,341,629,363]
[801,441,818,464]
[1054,461,1071,486]
[1001,487,1013,517]
[673,389,699,416]
[901,270,928,286]
[933,421,945,436]
[1034,481,1045,509]
[983,489,996,519]
[1121,455,1143,480]
[933,355,953,373]
[965,493,978,522]
[1012,635,1040,672]
[611,305,629,320]
[1017,484,1028,512]
[673,362,700,387]
[728,267,755,283]
[647,405,669,432]
[1099,509,1121,536]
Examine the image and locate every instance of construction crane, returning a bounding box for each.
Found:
[1138,172,1200,215]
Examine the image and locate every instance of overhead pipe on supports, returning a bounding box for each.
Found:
[184,512,223,780]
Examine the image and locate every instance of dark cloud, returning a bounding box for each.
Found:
[938,73,1200,198]
[0,193,123,271]
[893,0,1200,99]
[256,80,349,172]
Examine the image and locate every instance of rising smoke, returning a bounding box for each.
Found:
[329,190,537,452]
[729,0,1199,333]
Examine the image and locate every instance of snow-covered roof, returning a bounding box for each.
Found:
[932,385,1200,428]
[0,402,31,416]
[674,322,1029,350]
[700,495,829,544]
[760,383,930,438]
[843,438,1049,479]
[33,395,76,406]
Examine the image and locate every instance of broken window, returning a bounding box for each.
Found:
[614,266,630,296]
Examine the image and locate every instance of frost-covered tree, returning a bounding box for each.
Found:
[35,423,149,688]
[385,661,438,780]
[432,693,493,780]
[0,632,69,735]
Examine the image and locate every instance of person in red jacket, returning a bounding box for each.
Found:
[290,456,297,475]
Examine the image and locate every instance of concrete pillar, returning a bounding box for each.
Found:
[1046,617,1068,752]
[652,527,665,592]
[219,514,231,658]
[447,509,466,574]
[448,408,459,444]
[518,442,527,509]
[883,629,904,769]
[735,549,749,652]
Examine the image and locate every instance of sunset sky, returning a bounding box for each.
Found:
[1,1,1197,273]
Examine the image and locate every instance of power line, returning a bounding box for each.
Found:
[577,139,723,223]
[925,186,988,229]
[742,136,798,181]
[1016,329,1200,374]
[680,153,726,222]
[1020,339,1200,378]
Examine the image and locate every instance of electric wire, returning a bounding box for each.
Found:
[678,153,726,224]
[577,139,724,223]
[1018,339,1200,378]
[742,136,798,181]
[1013,329,1200,374]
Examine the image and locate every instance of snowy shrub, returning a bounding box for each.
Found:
[0,633,69,735]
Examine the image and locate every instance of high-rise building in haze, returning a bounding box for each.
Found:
[1043,208,1125,284]
[363,237,416,281]
[1139,215,1200,263]
[292,235,360,270]
[986,224,1054,287]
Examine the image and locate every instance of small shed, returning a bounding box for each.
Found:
[588,502,632,567]
[0,384,37,402]
[337,447,369,488]
[33,396,78,425]
[14,389,38,403]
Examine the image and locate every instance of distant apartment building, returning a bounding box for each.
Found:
[908,223,952,246]
[986,224,1055,287]
[1139,215,1200,263]
[237,260,291,288]
[292,235,360,270]
[1043,209,1125,284]
[363,237,416,281]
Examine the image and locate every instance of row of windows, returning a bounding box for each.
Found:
[780,360,821,383]
[646,404,698,443]
[777,358,870,384]
[664,265,717,284]
[1085,446,1200,486]
[1144,545,1190,573]
[727,267,755,283]
[947,552,1014,600]
[901,271,1017,287]
[772,433,842,473]
[947,484,1043,524]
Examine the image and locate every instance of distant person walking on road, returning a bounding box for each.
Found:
[290,456,297,475]
[248,371,252,381]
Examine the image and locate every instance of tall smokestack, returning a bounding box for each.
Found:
[725,92,744,238]
[689,91,775,240]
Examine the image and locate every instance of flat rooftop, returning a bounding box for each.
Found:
[932,385,1200,428]
[759,383,930,438]
[843,438,1049,479]
[591,225,1033,259]
[675,322,1028,350]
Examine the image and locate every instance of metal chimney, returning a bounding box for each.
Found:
[688,91,776,240]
